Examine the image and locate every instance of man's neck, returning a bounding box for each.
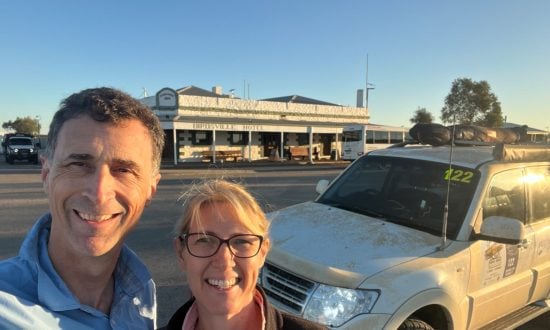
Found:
[48,240,120,314]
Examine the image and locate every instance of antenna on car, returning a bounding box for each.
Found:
[438,118,457,251]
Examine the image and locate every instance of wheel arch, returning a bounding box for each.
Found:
[383,288,462,330]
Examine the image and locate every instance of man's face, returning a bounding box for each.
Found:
[42,115,160,257]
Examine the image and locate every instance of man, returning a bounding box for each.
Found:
[0,88,165,329]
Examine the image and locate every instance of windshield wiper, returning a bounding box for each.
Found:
[320,200,386,219]
[356,207,386,219]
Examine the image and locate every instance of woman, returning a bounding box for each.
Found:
[163,179,326,330]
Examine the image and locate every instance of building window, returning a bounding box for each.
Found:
[191,131,212,145]
[297,133,309,145]
[228,131,249,145]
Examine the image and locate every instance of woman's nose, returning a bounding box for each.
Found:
[211,242,236,266]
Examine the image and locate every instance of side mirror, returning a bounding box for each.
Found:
[478,216,525,244]
[316,179,330,195]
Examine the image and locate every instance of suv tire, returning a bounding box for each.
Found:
[398,318,434,330]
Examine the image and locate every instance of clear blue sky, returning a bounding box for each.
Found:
[1,0,549,134]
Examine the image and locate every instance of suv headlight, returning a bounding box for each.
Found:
[303,284,379,327]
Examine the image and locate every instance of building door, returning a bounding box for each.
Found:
[162,129,174,163]
[261,133,280,157]
[320,134,332,157]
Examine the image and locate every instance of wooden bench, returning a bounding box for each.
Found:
[289,147,309,160]
[201,150,243,162]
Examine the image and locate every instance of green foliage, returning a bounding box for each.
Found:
[441,78,503,127]
[476,101,504,127]
[2,116,41,135]
[410,107,434,124]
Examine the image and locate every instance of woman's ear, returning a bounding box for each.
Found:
[258,238,270,268]
[262,238,271,255]
[174,237,187,271]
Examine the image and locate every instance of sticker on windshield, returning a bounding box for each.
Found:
[444,168,474,183]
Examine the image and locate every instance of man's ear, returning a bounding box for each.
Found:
[148,173,161,201]
[40,155,50,193]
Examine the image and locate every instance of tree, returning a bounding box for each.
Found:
[475,101,504,127]
[2,116,41,135]
[440,78,503,127]
[410,107,434,124]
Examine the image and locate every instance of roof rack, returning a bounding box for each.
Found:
[389,140,550,162]
[493,143,550,162]
[388,140,503,148]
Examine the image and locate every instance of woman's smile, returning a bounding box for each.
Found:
[206,277,241,290]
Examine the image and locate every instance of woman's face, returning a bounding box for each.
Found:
[176,202,269,318]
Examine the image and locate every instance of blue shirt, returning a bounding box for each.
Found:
[0,214,156,329]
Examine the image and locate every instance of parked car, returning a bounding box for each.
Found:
[260,142,550,329]
[2,133,40,164]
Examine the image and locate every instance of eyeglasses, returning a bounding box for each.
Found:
[179,233,264,258]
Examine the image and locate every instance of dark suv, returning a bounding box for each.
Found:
[2,133,39,164]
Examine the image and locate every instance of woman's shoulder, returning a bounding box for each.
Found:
[157,298,195,330]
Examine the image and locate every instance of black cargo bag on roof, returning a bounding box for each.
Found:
[450,124,522,144]
[409,123,451,146]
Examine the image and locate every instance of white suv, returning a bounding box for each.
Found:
[260,143,550,329]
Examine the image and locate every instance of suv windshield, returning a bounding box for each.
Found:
[317,155,480,238]
[9,138,32,146]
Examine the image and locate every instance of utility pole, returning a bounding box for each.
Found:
[35,115,41,136]
[365,54,375,108]
[243,80,250,100]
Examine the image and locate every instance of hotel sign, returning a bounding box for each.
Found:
[193,122,264,131]
[156,87,178,110]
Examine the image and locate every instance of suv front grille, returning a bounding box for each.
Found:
[261,263,316,315]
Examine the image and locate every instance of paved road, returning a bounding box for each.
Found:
[0,159,347,326]
[0,159,548,329]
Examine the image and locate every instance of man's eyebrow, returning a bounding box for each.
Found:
[64,154,140,170]
[112,158,140,170]
[66,153,94,161]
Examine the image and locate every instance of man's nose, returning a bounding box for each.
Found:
[83,166,116,203]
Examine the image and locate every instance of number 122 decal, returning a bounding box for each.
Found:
[444,169,474,183]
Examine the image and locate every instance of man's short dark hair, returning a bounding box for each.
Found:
[46,87,165,171]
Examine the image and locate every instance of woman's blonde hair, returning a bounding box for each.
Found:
[175,179,270,241]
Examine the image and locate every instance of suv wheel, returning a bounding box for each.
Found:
[398,318,434,330]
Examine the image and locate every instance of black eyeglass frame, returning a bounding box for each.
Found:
[179,233,264,258]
